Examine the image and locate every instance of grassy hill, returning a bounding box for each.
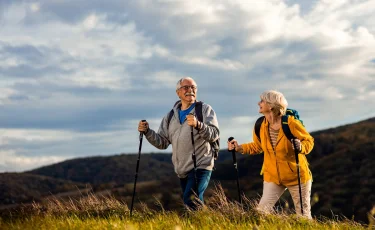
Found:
[0,117,374,224]
[0,186,369,230]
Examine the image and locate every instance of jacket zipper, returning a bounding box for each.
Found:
[175,116,183,170]
[268,128,281,184]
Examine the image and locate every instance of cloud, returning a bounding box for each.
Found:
[0,0,375,172]
[0,150,66,172]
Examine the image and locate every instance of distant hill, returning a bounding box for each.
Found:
[308,117,375,223]
[1,117,374,224]
[26,153,175,185]
[0,173,86,206]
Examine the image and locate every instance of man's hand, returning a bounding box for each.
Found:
[138,120,149,133]
[186,114,197,127]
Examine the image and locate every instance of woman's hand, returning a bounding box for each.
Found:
[291,139,302,152]
[227,139,243,153]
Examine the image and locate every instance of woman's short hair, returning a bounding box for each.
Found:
[260,90,288,116]
[176,77,196,90]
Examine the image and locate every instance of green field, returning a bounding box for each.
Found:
[1,186,372,230]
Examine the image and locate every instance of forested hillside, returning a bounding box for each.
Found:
[1,117,374,224]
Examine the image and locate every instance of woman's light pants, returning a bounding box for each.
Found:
[257,180,312,219]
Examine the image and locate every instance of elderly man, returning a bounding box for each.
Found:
[138,77,220,209]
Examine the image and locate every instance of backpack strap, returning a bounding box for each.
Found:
[254,116,265,142]
[255,116,296,142]
[167,101,203,129]
[194,101,220,160]
[167,109,174,130]
[282,115,295,141]
[195,101,203,122]
[166,100,180,129]
[167,100,220,160]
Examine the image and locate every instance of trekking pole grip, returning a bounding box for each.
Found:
[228,137,237,164]
[140,119,146,138]
[291,139,300,163]
[228,136,242,204]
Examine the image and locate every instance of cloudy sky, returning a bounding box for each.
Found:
[1,0,374,173]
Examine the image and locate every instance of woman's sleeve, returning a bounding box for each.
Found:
[289,117,314,155]
[241,128,263,155]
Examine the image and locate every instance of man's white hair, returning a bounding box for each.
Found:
[176,77,196,90]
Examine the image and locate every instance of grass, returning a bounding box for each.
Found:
[0,185,371,230]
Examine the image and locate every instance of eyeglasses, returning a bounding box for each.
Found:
[178,85,197,91]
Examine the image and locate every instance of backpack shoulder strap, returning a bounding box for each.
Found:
[167,109,174,130]
[254,116,265,142]
[195,101,203,122]
[167,100,181,129]
[168,101,204,129]
[194,101,220,160]
[282,115,295,141]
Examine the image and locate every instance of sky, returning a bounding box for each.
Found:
[0,0,374,173]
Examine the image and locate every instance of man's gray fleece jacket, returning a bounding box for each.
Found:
[144,101,220,178]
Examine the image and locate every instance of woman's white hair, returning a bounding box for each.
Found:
[260,90,288,116]
[176,77,196,90]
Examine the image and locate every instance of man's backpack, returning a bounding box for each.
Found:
[167,101,220,160]
[254,108,303,142]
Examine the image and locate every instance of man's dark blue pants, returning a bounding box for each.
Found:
[180,168,212,209]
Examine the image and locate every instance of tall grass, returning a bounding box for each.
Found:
[0,184,369,230]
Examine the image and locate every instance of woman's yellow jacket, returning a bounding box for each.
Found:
[241,116,314,186]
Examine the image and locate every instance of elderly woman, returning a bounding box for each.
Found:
[228,90,314,219]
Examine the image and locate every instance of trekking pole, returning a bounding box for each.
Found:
[189,114,198,195]
[130,119,146,217]
[292,138,304,215]
[228,137,242,204]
